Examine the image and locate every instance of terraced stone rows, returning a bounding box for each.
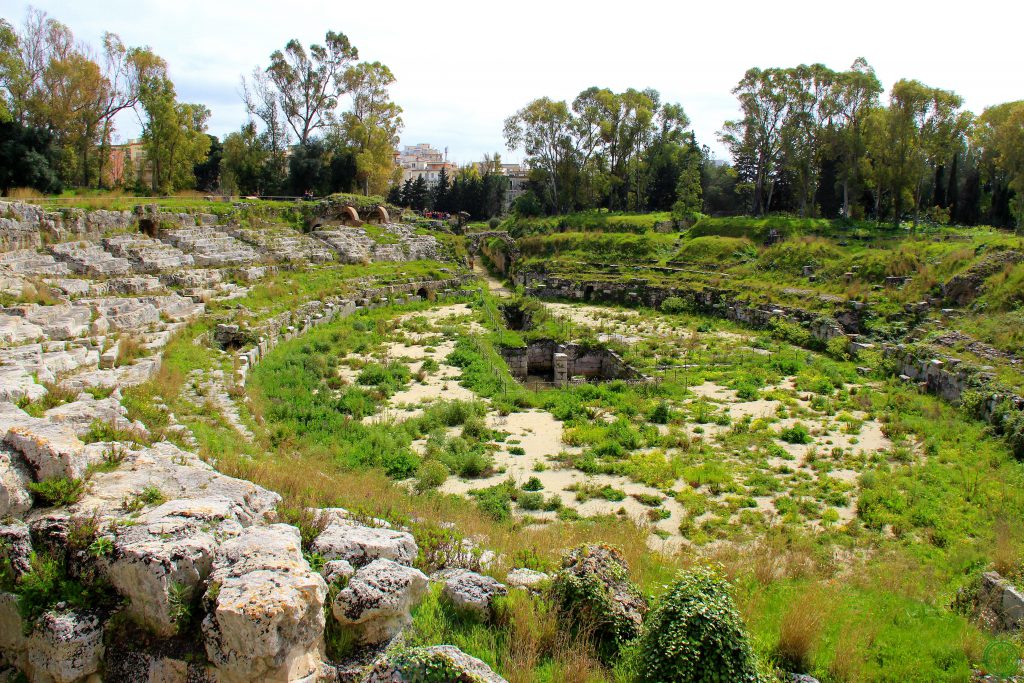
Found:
[0,249,69,276]
[229,226,335,263]
[49,241,132,277]
[102,233,195,272]
[157,225,262,267]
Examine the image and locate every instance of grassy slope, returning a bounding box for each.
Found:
[126,287,1024,681]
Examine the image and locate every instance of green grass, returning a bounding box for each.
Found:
[104,247,1024,682]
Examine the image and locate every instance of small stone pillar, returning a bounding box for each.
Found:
[553,353,569,387]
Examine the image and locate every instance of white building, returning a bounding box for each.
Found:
[395,144,458,185]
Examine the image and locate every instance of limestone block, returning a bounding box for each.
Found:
[311,523,417,568]
[441,570,507,619]
[332,558,427,645]
[4,421,93,480]
[202,524,327,683]
[24,610,104,683]
[105,498,245,637]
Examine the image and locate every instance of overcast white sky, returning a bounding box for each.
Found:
[2,0,1020,164]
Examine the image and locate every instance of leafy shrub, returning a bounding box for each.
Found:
[517,491,545,511]
[28,477,85,507]
[826,336,852,361]
[734,382,760,401]
[660,297,690,315]
[522,476,544,491]
[648,401,672,424]
[471,482,513,521]
[424,399,485,428]
[460,415,491,441]
[779,423,812,444]
[431,435,493,478]
[357,362,411,395]
[415,460,449,492]
[634,566,761,682]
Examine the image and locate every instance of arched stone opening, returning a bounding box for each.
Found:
[368,205,390,224]
[340,205,359,225]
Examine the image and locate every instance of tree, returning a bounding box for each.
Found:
[221,124,269,194]
[409,175,428,210]
[341,61,402,195]
[241,66,289,190]
[139,76,210,193]
[193,133,221,191]
[92,34,165,187]
[672,141,703,222]
[975,101,1024,231]
[778,63,837,217]
[432,167,450,212]
[0,119,62,192]
[866,79,969,226]
[702,160,741,215]
[831,58,882,217]
[720,68,788,215]
[504,97,574,214]
[0,19,21,122]
[266,31,357,146]
[0,10,165,188]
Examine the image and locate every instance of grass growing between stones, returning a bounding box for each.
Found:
[120,280,1024,681]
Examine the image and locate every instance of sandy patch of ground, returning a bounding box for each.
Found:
[689,381,737,401]
[728,399,782,420]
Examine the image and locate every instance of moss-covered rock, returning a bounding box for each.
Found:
[551,543,647,660]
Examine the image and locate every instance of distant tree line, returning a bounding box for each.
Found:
[720,59,1023,229]
[502,88,706,221]
[0,9,403,199]
[505,65,1023,229]
[0,8,206,195]
[221,31,403,197]
[386,159,510,220]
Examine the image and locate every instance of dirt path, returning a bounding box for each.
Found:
[473,262,512,298]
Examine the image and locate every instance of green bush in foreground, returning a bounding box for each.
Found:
[27,477,85,507]
[635,567,761,683]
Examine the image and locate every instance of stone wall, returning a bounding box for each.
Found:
[234,275,476,385]
[499,339,647,385]
[0,202,138,250]
[523,271,1024,440]
[523,273,867,337]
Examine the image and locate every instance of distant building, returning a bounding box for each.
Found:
[396,143,458,186]
[105,139,152,189]
[470,161,531,208]
[501,162,530,207]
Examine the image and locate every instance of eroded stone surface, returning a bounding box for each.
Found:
[332,558,427,645]
[24,609,105,683]
[202,524,327,683]
[4,420,93,480]
[506,568,551,592]
[365,645,508,683]
[0,520,32,580]
[54,441,279,524]
[104,498,245,637]
[311,523,417,568]
[441,571,508,619]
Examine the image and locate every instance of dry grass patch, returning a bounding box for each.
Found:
[115,334,147,367]
[775,586,826,671]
